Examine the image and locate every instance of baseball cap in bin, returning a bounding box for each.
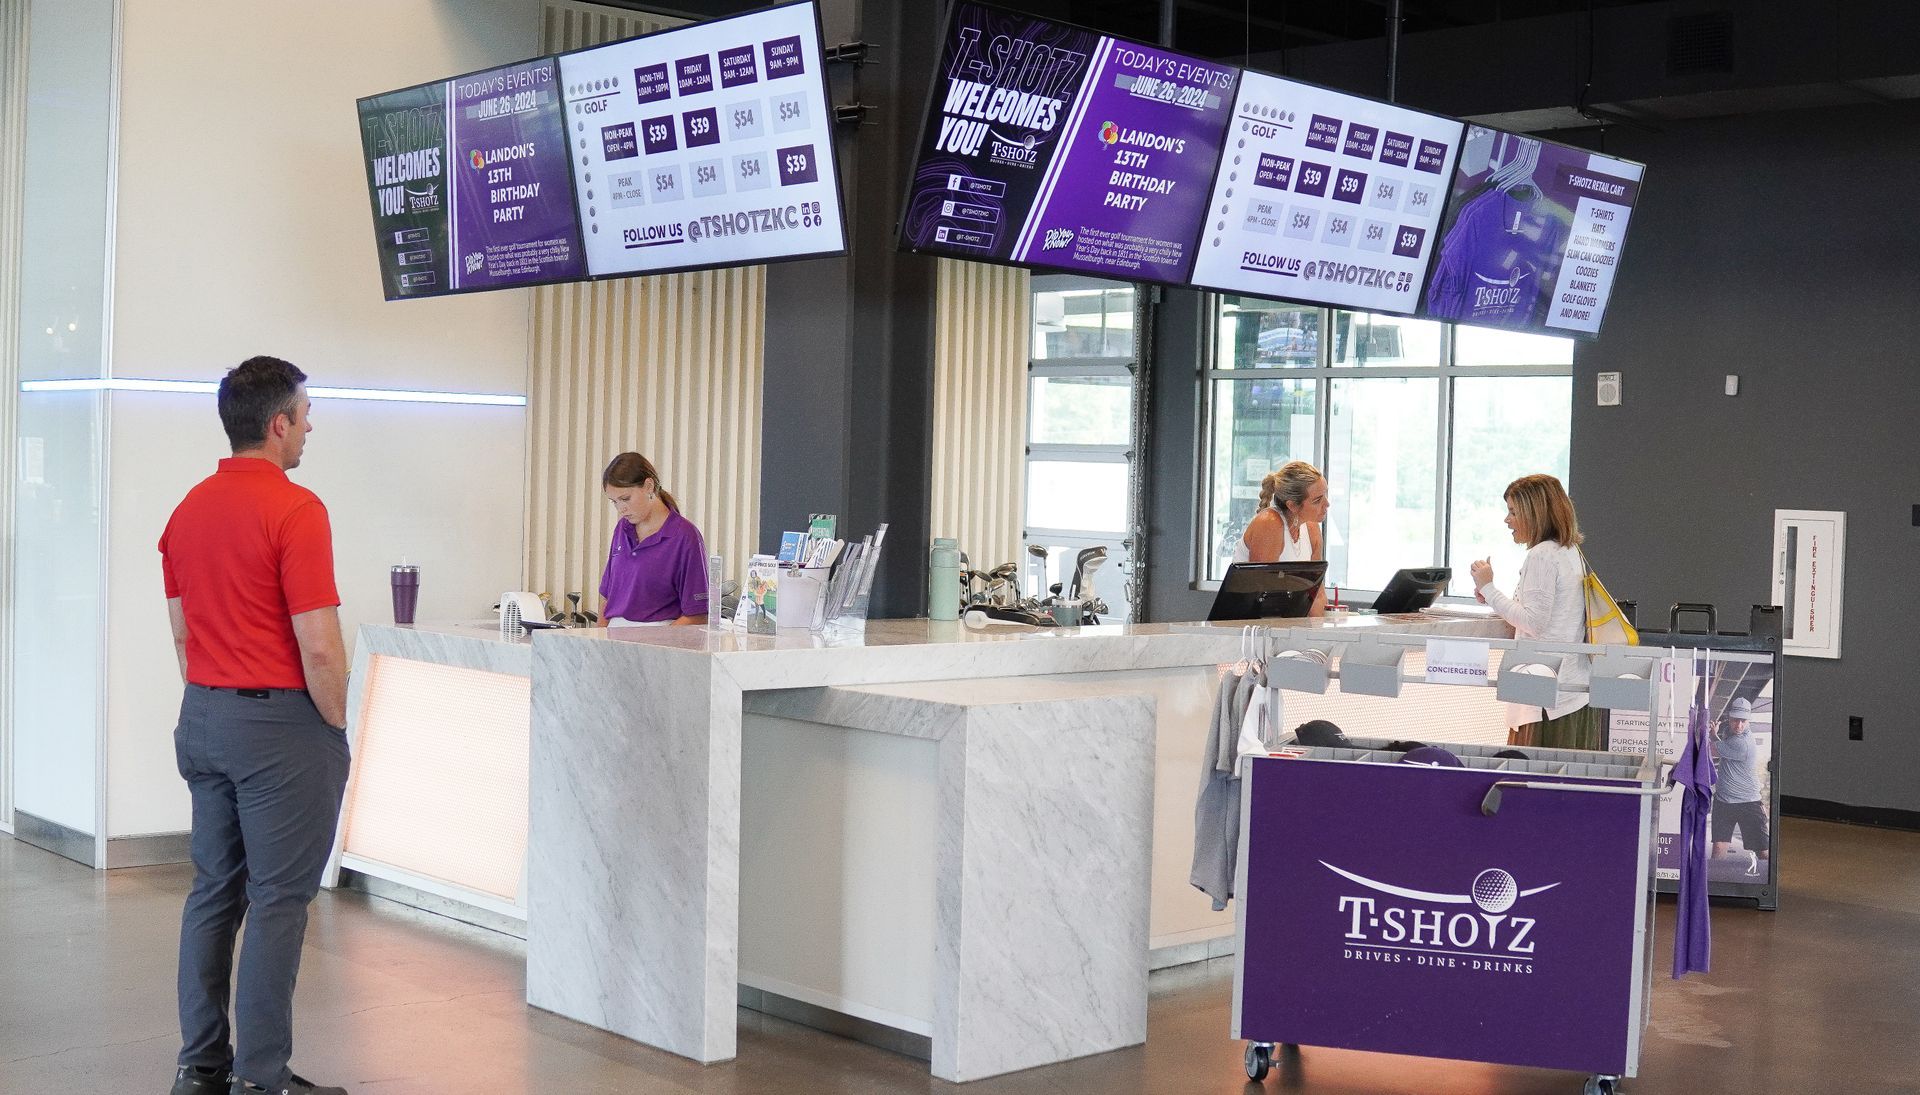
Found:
[1398,745,1464,768]
[1293,719,1352,748]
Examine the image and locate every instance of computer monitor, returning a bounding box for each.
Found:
[1370,567,1452,614]
[1206,562,1329,622]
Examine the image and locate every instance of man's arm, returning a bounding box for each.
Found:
[167,598,189,682]
[291,606,349,728]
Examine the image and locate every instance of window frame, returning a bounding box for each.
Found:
[1197,299,1573,596]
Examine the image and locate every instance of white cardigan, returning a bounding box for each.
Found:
[1479,541,1591,724]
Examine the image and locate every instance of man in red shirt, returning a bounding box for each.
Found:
[160,356,351,1095]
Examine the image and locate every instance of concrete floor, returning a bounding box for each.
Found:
[2,817,1916,1094]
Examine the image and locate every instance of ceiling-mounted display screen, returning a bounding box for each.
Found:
[1419,125,1644,337]
[1186,71,1464,316]
[358,57,586,300]
[556,0,846,277]
[897,1,1239,283]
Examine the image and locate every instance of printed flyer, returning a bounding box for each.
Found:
[898,2,1237,283]
[557,1,846,276]
[1421,125,1642,336]
[1188,71,1463,315]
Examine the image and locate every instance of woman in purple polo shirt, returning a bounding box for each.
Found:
[599,452,710,626]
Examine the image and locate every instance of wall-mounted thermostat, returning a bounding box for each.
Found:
[1596,372,1622,407]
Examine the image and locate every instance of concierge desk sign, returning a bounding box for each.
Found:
[896,1,1644,336]
[358,1,846,301]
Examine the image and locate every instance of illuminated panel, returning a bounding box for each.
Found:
[340,655,531,901]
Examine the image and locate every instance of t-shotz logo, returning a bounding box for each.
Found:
[1324,861,1557,975]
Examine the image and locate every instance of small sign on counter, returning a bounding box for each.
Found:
[1424,638,1490,687]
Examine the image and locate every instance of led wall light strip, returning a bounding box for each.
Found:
[20,378,527,407]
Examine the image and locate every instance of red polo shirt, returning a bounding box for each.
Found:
[159,457,340,689]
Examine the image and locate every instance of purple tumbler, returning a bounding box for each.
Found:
[391,564,419,625]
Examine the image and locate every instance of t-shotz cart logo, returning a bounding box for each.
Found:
[1323,862,1557,975]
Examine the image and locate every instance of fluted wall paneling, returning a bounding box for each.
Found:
[527,3,763,610]
[929,258,1028,575]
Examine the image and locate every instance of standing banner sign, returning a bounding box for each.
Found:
[1607,646,1777,898]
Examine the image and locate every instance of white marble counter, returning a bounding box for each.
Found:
[525,612,1510,1070]
[741,680,1155,1080]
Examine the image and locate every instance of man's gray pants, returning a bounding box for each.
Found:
[174,684,350,1090]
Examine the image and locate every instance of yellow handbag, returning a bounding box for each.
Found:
[1580,551,1638,646]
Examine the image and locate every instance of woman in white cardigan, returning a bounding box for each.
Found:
[1468,473,1602,750]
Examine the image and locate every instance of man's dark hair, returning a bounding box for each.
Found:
[218,355,307,449]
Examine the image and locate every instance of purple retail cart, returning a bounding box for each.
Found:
[1232,750,1664,1095]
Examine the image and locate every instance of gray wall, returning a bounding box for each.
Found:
[1141,99,1920,815]
[1571,100,1920,815]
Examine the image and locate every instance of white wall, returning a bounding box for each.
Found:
[111,0,541,391]
[95,0,542,838]
[105,394,526,836]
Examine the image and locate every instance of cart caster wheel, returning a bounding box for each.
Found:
[1244,1042,1273,1082]
[1583,1076,1619,1095]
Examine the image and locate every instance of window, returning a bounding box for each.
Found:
[1203,298,1573,597]
[1027,276,1141,621]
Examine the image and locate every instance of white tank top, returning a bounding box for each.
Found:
[1233,514,1312,563]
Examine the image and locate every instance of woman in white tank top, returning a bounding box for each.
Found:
[1233,461,1329,613]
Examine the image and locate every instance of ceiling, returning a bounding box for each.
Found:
[1065,0,1664,61]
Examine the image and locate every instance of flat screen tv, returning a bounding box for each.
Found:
[1418,124,1645,338]
[1206,561,1328,622]
[896,0,1240,285]
[1369,567,1452,614]
[555,0,848,278]
[1185,69,1464,318]
[358,56,586,300]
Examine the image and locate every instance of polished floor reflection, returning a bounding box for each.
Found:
[1,817,1915,1094]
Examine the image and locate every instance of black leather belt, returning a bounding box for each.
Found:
[200,685,307,699]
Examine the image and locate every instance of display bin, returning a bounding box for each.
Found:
[1232,745,1663,1095]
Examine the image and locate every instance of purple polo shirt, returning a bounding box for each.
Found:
[600,509,710,623]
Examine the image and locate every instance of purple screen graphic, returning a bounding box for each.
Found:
[719,45,758,87]
[640,114,677,155]
[764,35,805,78]
[1379,131,1415,168]
[675,54,713,97]
[1294,161,1332,198]
[601,122,639,160]
[1305,114,1342,151]
[633,64,671,105]
[445,57,585,291]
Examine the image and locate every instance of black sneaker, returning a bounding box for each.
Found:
[228,1074,347,1095]
[170,1065,231,1095]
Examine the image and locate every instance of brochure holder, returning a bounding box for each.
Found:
[775,567,831,629]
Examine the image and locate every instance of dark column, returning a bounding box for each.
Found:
[761,0,940,619]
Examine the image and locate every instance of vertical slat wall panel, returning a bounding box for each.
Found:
[929,258,1029,572]
[0,0,27,819]
[527,3,764,609]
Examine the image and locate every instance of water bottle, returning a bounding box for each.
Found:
[929,537,960,621]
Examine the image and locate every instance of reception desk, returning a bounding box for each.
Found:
[329,612,1512,1081]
